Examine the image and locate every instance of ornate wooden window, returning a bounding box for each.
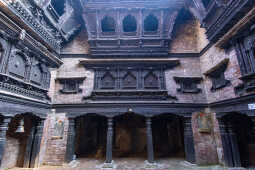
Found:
[144,14,158,32]
[144,71,159,89]
[100,71,116,89]
[204,58,231,92]
[123,15,137,32]
[233,27,255,95]
[58,77,85,94]
[101,16,116,33]
[81,59,180,100]
[174,77,203,93]
[7,50,30,80]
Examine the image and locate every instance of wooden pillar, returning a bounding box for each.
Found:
[183,117,196,163]
[146,117,154,163]
[30,118,45,168]
[106,117,113,163]
[0,117,11,167]
[65,118,76,162]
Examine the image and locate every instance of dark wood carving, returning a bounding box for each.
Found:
[0,73,50,100]
[174,77,203,93]
[233,24,255,95]
[81,59,179,101]
[82,0,180,56]
[8,50,29,79]
[204,58,231,92]
[192,0,255,44]
[57,77,86,94]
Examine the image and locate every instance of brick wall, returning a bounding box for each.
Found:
[52,58,94,104]
[192,112,221,165]
[42,113,69,165]
[166,57,206,103]
[61,30,90,54]
[200,45,242,103]
[170,19,208,53]
[1,136,20,169]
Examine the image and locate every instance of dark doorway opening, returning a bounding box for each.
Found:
[75,115,107,159]
[224,114,255,168]
[113,114,147,158]
[152,115,185,159]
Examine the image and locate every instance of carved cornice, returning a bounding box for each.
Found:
[53,102,203,118]
[79,58,180,68]
[0,10,62,67]
[0,73,50,101]
[202,0,255,44]
[0,0,61,50]
[84,90,177,101]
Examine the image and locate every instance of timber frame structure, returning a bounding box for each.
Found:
[0,0,255,169]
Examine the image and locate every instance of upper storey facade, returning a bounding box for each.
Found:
[81,0,185,56]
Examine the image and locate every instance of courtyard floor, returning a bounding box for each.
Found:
[9,158,254,170]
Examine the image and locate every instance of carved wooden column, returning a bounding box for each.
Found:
[30,118,45,168]
[146,117,154,163]
[65,118,76,162]
[106,118,113,163]
[217,118,235,167]
[227,123,241,167]
[0,117,11,167]
[183,117,196,163]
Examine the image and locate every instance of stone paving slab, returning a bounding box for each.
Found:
[8,158,255,170]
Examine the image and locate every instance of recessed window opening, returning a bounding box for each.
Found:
[101,16,116,32]
[144,14,158,32]
[123,15,137,32]
[202,0,211,8]
[51,0,66,16]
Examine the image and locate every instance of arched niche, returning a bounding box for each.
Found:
[123,15,137,33]
[101,16,116,33]
[144,14,159,32]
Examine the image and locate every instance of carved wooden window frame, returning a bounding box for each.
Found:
[174,77,203,93]
[58,77,85,94]
[204,58,231,92]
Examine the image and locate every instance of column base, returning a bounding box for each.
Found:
[144,160,158,169]
[102,160,116,169]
